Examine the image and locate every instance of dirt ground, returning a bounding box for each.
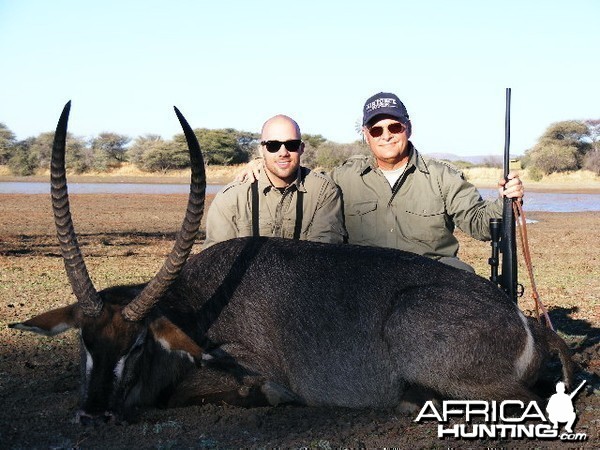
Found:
[0,193,598,449]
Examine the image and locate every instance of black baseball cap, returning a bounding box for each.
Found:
[363,92,409,126]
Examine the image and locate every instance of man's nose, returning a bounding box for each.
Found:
[277,144,290,155]
[381,128,393,140]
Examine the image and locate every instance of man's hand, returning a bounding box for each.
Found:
[234,158,262,183]
[498,171,524,200]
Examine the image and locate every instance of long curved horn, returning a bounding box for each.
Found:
[122,107,206,321]
[51,101,103,316]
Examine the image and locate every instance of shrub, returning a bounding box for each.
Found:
[527,166,544,182]
[527,143,579,175]
[583,151,600,176]
[303,141,369,171]
[8,139,37,175]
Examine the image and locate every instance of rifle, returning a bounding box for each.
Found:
[569,380,586,399]
[489,88,520,303]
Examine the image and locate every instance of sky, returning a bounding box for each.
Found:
[0,0,598,157]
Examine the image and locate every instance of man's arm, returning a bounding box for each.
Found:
[203,190,240,249]
[446,170,525,241]
[441,168,503,241]
[306,181,347,244]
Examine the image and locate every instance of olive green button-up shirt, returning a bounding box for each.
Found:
[330,145,503,259]
[203,165,347,249]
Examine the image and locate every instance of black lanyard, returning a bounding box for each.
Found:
[251,181,303,240]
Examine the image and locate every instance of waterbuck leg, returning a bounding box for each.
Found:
[167,366,273,408]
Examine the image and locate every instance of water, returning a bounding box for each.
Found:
[478,188,600,213]
[1,182,599,212]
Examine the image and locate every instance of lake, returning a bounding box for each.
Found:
[1,182,599,212]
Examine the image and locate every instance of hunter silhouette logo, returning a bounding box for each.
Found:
[414,379,588,441]
[546,380,586,433]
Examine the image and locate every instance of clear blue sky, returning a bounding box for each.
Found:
[1,0,598,157]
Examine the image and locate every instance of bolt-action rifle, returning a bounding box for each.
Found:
[489,88,520,303]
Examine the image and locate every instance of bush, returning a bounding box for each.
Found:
[527,166,544,181]
[128,135,190,172]
[90,133,130,170]
[527,143,579,175]
[302,140,370,171]
[0,123,17,165]
[451,160,474,170]
[583,151,600,176]
[8,139,37,175]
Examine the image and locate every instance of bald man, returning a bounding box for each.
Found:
[203,115,346,249]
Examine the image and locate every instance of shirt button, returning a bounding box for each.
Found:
[390,228,394,232]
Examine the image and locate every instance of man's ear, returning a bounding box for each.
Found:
[406,120,412,138]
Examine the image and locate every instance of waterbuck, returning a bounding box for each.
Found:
[10,102,573,424]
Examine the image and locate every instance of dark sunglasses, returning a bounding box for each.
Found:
[261,139,303,153]
[367,122,407,138]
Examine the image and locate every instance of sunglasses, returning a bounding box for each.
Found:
[261,139,303,153]
[367,122,407,138]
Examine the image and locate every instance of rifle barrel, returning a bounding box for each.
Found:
[569,380,587,399]
[504,88,511,178]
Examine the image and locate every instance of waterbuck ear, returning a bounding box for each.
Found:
[9,304,81,336]
[149,317,204,361]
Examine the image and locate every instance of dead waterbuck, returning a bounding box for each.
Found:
[10,103,574,425]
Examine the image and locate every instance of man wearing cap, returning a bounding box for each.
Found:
[203,114,347,249]
[330,92,524,271]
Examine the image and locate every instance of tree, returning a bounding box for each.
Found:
[528,143,580,174]
[302,140,370,171]
[236,131,260,159]
[0,122,17,164]
[582,119,600,174]
[128,134,189,172]
[27,132,55,169]
[25,131,89,173]
[302,134,327,149]
[583,150,600,175]
[90,132,130,170]
[583,119,600,152]
[175,128,253,165]
[5,131,88,174]
[525,121,590,175]
[64,135,94,173]
[7,138,37,175]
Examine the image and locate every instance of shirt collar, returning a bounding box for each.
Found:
[362,142,426,175]
[258,164,306,194]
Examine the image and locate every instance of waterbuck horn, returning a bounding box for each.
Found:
[51,101,103,316]
[122,107,206,321]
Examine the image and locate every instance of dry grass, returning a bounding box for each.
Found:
[2,163,599,192]
[0,163,245,185]
[463,167,600,191]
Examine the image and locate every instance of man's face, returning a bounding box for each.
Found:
[260,116,304,187]
[363,115,411,171]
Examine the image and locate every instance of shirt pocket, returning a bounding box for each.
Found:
[401,199,447,243]
[345,200,378,244]
[235,218,254,237]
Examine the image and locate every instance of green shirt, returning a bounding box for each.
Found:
[204,165,347,249]
[330,145,503,259]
